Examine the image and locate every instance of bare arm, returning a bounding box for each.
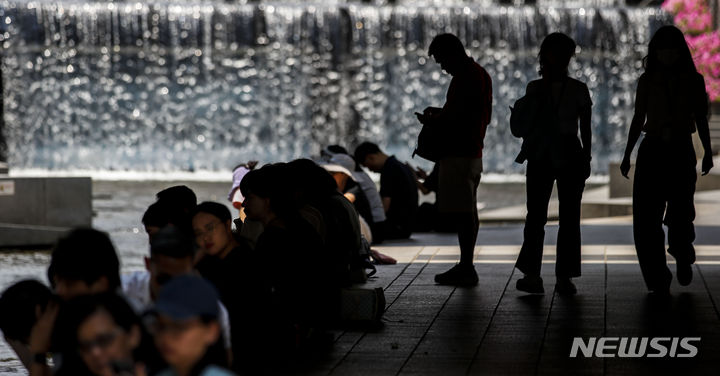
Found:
[695,79,714,175]
[580,105,592,160]
[382,197,391,213]
[621,78,647,178]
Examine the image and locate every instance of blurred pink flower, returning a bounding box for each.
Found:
[663,0,720,101]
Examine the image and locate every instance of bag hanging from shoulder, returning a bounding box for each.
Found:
[412,122,447,162]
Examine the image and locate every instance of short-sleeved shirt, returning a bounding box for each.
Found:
[524,77,592,165]
[379,156,419,232]
[636,71,707,139]
[121,271,232,350]
[437,58,493,158]
[526,77,592,137]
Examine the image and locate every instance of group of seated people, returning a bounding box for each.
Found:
[0,143,425,376]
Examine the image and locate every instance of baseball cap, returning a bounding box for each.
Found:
[152,275,219,320]
[322,163,357,182]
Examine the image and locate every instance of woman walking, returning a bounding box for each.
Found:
[620,25,714,295]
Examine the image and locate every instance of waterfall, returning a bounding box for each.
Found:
[0,0,670,173]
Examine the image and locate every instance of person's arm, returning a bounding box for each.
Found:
[580,106,592,160]
[620,77,647,178]
[382,197,391,213]
[579,103,592,179]
[28,302,58,376]
[694,75,714,175]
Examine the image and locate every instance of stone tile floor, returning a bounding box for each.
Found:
[309,232,720,375]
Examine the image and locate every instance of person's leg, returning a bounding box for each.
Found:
[555,168,585,279]
[459,162,482,266]
[515,163,555,277]
[666,144,698,285]
[633,140,672,293]
[435,158,481,285]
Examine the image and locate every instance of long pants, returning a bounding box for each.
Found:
[516,160,586,278]
[633,136,697,291]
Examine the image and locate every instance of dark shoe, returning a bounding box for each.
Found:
[435,264,479,286]
[555,278,577,295]
[676,262,693,286]
[516,275,544,294]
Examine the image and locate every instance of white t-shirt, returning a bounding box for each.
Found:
[121,271,232,349]
[353,170,386,223]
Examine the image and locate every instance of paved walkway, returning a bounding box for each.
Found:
[308,228,720,376]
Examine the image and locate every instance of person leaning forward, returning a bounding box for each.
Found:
[416,33,492,286]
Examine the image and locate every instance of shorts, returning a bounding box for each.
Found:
[437,157,483,213]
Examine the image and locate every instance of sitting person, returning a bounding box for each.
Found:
[321,146,386,230]
[149,275,234,376]
[227,162,263,249]
[354,142,419,240]
[47,228,122,300]
[141,200,193,243]
[26,228,124,376]
[121,226,232,364]
[0,280,53,370]
[192,201,268,374]
[287,159,367,285]
[241,164,338,362]
[52,292,164,376]
[156,185,197,215]
[322,161,374,243]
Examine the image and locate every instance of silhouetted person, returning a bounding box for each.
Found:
[0,280,53,370]
[354,142,418,241]
[322,145,387,242]
[52,293,164,376]
[408,163,457,233]
[415,33,492,286]
[240,164,337,369]
[514,33,592,295]
[156,185,197,214]
[149,275,233,376]
[620,25,714,295]
[192,202,266,373]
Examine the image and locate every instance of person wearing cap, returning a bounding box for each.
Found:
[322,148,387,224]
[227,162,264,249]
[120,226,233,365]
[151,275,234,376]
[322,161,374,241]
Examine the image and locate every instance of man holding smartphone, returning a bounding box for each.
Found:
[416,33,493,286]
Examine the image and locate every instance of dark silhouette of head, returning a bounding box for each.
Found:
[429,33,468,76]
[286,158,338,201]
[47,228,121,300]
[240,163,296,224]
[142,200,192,243]
[156,185,197,214]
[0,280,53,344]
[354,142,389,172]
[643,25,696,76]
[538,32,576,79]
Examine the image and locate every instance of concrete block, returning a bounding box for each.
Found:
[0,177,92,247]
